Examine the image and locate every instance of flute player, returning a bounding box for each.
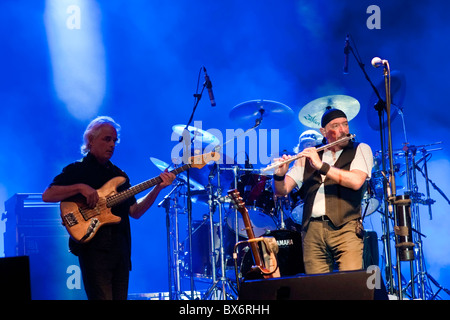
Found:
[273,108,373,274]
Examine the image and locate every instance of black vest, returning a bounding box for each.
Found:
[299,141,364,230]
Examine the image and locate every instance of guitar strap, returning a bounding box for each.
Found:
[260,237,280,278]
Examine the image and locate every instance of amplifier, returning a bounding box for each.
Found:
[239,269,388,300]
[3,193,86,300]
[0,256,31,300]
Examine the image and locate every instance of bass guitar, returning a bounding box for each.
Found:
[60,152,220,243]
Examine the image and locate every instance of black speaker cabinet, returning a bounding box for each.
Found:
[3,194,86,300]
[239,270,388,300]
[0,256,31,300]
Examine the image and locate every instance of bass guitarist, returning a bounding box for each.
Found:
[42,116,175,300]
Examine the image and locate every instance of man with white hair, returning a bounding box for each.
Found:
[43,116,175,300]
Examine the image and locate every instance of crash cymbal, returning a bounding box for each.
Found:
[150,157,173,172]
[172,124,220,145]
[149,157,204,191]
[298,95,360,128]
[367,70,406,131]
[229,99,295,128]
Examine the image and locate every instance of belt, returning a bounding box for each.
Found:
[310,215,330,222]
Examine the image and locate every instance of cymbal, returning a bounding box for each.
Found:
[229,99,295,128]
[149,157,205,191]
[298,95,360,128]
[367,70,406,131]
[172,124,220,145]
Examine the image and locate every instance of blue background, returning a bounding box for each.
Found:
[0,0,449,299]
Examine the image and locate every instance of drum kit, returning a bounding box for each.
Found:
[155,81,447,299]
[150,96,336,299]
[155,99,308,300]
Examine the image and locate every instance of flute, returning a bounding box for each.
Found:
[262,133,356,173]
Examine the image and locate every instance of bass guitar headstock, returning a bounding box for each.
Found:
[189,152,220,169]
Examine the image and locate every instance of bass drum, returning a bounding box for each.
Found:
[240,229,305,279]
[182,220,237,278]
[181,220,214,279]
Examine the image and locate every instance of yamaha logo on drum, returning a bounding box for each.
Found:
[276,239,294,247]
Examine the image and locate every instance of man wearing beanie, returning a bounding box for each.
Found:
[273,108,373,274]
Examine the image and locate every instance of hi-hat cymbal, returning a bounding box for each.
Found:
[150,157,205,191]
[229,99,295,128]
[172,124,220,145]
[367,70,406,131]
[298,95,360,128]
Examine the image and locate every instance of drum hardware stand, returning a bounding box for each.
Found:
[159,180,188,300]
[386,75,447,300]
[204,165,266,299]
[209,105,265,245]
[203,167,238,300]
[213,117,265,246]
[205,173,218,291]
[401,145,450,299]
[231,165,241,246]
[410,146,448,207]
[274,195,289,230]
[204,114,266,300]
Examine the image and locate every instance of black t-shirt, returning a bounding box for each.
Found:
[50,153,136,263]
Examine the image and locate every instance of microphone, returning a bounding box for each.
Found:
[343,34,350,74]
[371,57,387,68]
[203,67,216,107]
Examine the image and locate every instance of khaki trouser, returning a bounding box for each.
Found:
[302,219,363,274]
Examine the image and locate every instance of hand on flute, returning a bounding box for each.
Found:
[273,154,294,177]
[264,134,355,173]
[272,147,323,177]
[299,147,323,171]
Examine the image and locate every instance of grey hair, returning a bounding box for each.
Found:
[81,116,121,155]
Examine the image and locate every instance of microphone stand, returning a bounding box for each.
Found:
[177,66,209,299]
[347,37,395,294]
[380,60,407,300]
